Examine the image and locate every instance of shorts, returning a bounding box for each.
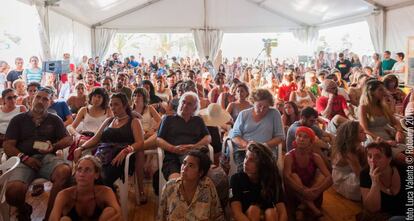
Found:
[8,154,68,184]
[162,154,186,179]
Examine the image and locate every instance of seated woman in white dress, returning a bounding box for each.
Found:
[69,88,112,162]
[332,121,367,201]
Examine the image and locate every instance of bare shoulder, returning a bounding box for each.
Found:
[95,185,116,200]
[95,185,113,193]
[58,186,76,200]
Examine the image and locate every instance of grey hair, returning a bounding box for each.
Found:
[177,91,200,116]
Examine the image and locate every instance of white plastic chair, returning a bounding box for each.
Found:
[222,137,237,178]
[115,152,136,221]
[117,149,159,221]
[0,157,20,221]
[157,145,214,199]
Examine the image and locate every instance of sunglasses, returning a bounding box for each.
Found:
[6,95,18,100]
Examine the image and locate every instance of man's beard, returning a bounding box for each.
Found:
[32,103,45,114]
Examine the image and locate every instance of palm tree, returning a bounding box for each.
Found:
[156,34,172,57]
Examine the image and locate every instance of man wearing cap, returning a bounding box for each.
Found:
[3,87,73,221]
[316,79,354,131]
[157,91,211,180]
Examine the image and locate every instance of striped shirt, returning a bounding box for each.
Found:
[24,68,42,83]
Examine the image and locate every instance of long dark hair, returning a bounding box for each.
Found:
[111,93,132,116]
[247,142,282,203]
[142,80,162,104]
[282,101,300,125]
[132,87,149,113]
[88,87,109,110]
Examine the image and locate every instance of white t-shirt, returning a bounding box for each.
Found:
[0,73,6,94]
[392,61,405,83]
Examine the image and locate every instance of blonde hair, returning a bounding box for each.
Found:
[12,79,25,89]
[359,80,393,122]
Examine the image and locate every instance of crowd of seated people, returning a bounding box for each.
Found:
[0,49,411,221]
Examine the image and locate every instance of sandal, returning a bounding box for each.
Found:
[31,183,44,197]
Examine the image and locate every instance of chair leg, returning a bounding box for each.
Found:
[116,179,128,221]
[134,175,140,205]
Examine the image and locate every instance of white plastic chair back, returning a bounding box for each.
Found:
[117,149,159,221]
[0,157,20,221]
[158,145,214,200]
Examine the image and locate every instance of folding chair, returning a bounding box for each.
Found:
[0,157,20,221]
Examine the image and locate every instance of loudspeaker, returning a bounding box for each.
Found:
[42,60,70,75]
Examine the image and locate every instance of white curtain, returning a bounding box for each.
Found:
[33,4,51,60]
[192,29,223,61]
[292,26,319,55]
[385,5,414,53]
[93,28,116,60]
[73,21,92,63]
[48,10,74,60]
[366,10,384,53]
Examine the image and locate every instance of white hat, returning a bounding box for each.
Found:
[199,103,232,127]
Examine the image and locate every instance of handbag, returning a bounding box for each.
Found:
[94,143,126,165]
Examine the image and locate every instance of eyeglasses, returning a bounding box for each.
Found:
[76,167,94,174]
[6,96,18,100]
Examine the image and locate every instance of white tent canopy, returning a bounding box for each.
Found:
[19,0,414,60]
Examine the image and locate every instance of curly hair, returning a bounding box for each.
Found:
[333,121,360,158]
[250,89,274,106]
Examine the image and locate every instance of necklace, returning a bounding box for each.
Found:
[116,115,129,120]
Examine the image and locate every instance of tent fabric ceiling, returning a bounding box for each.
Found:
[49,0,411,31]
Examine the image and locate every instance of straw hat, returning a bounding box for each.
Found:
[199,103,232,127]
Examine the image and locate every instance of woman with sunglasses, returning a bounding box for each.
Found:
[0,88,27,152]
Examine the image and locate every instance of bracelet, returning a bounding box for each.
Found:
[21,155,29,162]
[123,146,134,154]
